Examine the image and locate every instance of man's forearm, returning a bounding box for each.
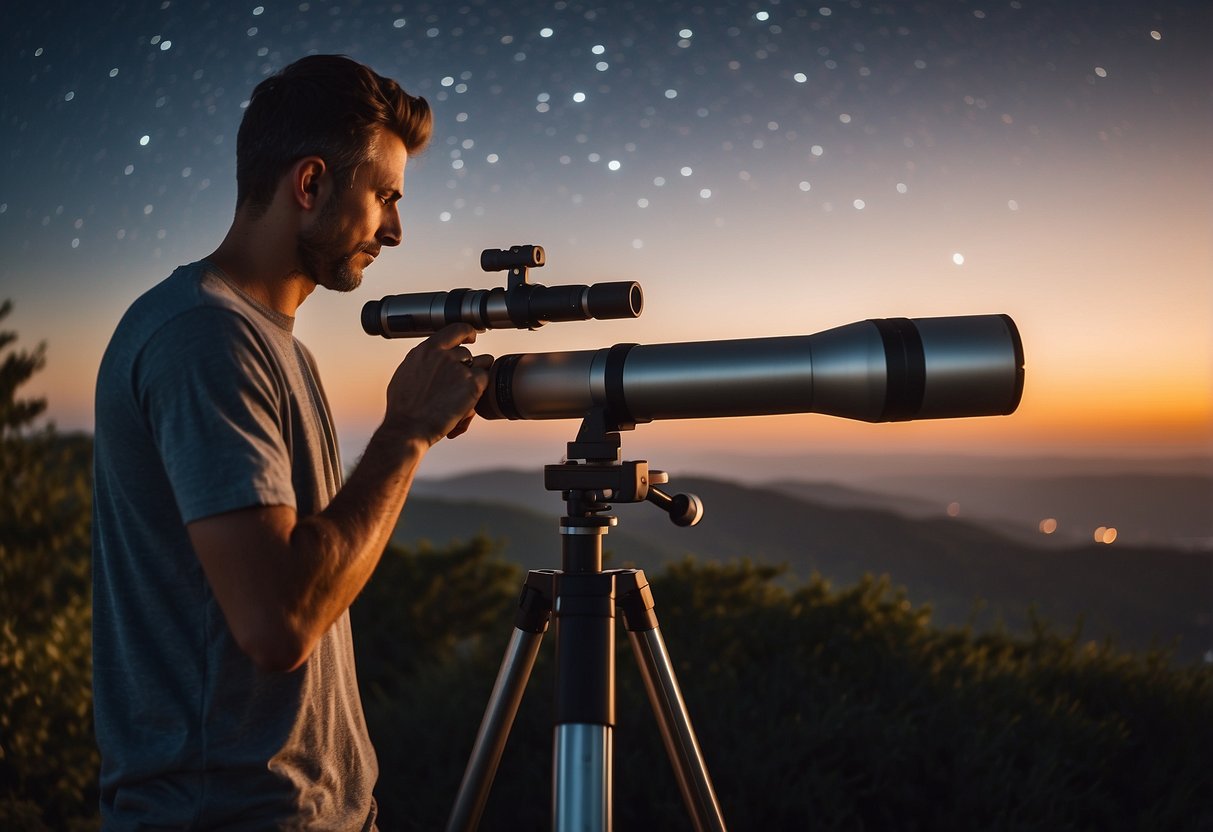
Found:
[286,426,430,652]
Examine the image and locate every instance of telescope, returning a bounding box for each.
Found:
[371,246,1026,831]
[476,314,1024,426]
[362,244,642,338]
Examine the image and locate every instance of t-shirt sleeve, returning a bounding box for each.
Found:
[134,305,297,524]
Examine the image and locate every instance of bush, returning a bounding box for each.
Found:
[358,557,1213,831]
[0,302,98,830]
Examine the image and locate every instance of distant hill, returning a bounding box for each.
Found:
[402,469,1212,663]
[861,473,1213,550]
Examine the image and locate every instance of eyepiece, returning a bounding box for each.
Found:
[361,299,384,336]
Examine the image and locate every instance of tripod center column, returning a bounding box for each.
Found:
[553,519,616,831]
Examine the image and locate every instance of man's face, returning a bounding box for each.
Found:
[297,128,407,292]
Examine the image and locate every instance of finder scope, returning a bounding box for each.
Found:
[361,243,642,338]
[476,315,1024,425]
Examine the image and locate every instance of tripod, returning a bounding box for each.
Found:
[446,410,728,832]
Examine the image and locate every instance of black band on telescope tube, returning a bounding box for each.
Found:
[603,343,638,424]
[444,289,467,329]
[506,284,533,328]
[873,318,926,421]
[490,353,524,420]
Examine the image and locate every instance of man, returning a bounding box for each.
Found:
[92,55,489,830]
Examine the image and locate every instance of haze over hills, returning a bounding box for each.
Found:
[398,465,1213,664]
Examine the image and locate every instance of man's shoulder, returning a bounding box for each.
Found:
[109,262,277,349]
[108,263,200,339]
[100,263,271,391]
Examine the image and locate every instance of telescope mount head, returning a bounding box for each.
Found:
[544,407,704,529]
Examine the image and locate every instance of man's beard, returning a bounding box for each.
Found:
[296,196,374,293]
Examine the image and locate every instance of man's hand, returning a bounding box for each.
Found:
[381,323,492,445]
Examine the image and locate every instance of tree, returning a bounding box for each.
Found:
[0,300,98,830]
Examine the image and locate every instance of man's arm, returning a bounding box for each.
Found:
[187,324,490,673]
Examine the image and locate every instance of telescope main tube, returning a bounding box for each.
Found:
[476,315,1024,424]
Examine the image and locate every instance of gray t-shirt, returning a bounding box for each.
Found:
[92,261,377,830]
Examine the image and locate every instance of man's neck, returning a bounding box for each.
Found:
[207,214,316,317]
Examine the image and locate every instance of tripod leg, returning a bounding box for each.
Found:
[447,572,554,832]
[620,572,727,832]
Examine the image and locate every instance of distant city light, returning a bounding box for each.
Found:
[1039,518,1058,534]
[947,502,961,517]
[1094,526,1118,544]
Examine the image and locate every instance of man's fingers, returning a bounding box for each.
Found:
[447,413,475,439]
[470,354,494,371]
[426,322,479,350]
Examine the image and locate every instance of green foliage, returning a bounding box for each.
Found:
[358,556,1213,831]
[0,302,99,830]
[352,536,523,691]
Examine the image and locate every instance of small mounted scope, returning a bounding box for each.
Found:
[481,244,544,271]
[362,243,643,338]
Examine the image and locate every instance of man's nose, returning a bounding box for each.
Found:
[379,208,402,247]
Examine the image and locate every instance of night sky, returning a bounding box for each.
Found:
[2,0,1210,476]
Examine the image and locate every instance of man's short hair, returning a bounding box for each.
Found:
[236,55,432,211]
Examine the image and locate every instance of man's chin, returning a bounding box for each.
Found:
[320,264,363,293]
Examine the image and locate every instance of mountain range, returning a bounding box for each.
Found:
[394,467,1212,664]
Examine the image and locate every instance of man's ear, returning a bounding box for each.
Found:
[291,156,327,211]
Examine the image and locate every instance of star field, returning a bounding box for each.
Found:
[1,0,1209,466]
